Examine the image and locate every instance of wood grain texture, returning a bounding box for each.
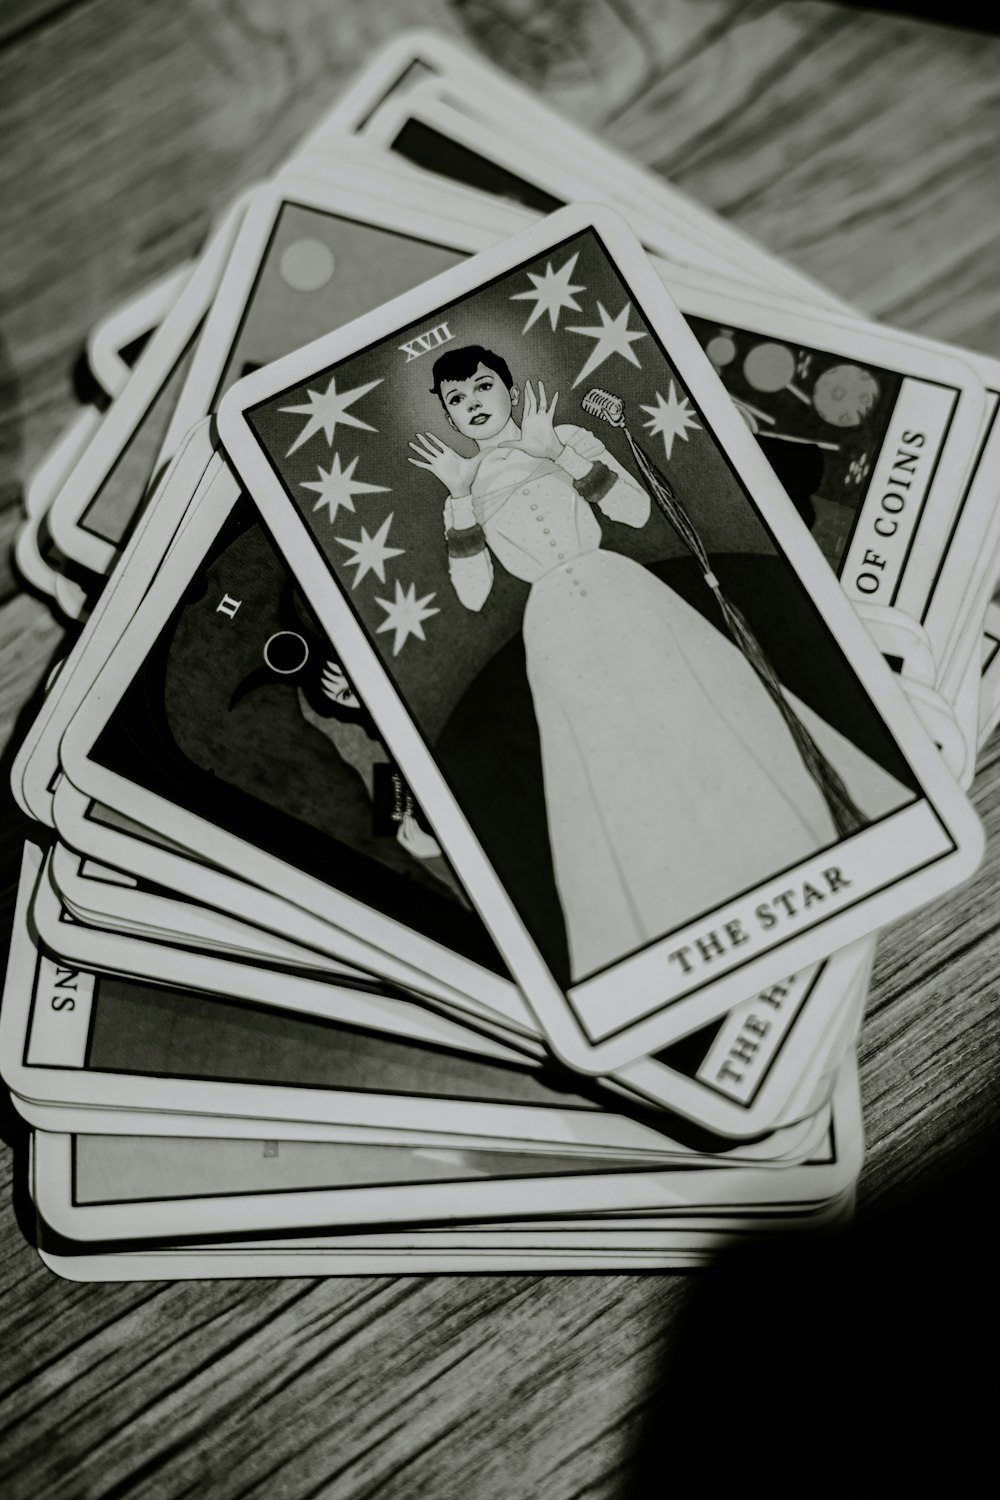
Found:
[1,2,999,1495]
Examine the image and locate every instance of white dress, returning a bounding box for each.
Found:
[446,424,910,982]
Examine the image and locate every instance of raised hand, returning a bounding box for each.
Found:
[517,380,562,461]
[407,432,484,497]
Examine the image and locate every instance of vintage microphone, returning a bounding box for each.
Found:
[581,387,865,838]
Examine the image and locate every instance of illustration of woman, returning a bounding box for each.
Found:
[409,345,909,981]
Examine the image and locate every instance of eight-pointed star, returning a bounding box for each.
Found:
[336,512,405,587]
[375,579,440,656]
[510,252,585,333]
[567,302,646,389]
[301,452,389,525]
[281,375,383,456]
[640,381,702,460]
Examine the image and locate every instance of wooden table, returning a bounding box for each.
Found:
[2,3,999,1495]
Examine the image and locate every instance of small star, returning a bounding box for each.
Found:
[280,375,382,456]
[301,453,389,525]
[640,383,701,460]
[375,579,440,656]
[510,252,586,333]
[336,513,405,588]
[567,301,646,388]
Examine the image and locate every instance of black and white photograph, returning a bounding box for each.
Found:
[0,4,998,1496]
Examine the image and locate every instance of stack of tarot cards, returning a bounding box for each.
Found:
[4,32,997,1280]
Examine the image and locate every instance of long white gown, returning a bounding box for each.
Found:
[446,424,911,982]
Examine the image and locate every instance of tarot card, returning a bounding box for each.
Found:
[49,842,376,981]
[12,421,218,825]
[48,827,870,1136]
[655,269,987,655]
[106,181,983,761]
[71,173,528,584]
[600,942,871,1134]
[53,453,547,1027]
[3,915,695,1161]
[23,406,103,520]
[30,1060,858,1240]
[7,1089,827,1170]
[218,203,982,1072]
[659,267,998,693]
[13,513,88,621]
[51,775,538,1036]
[258,180,989,715]
[947,642,983,790]
[284,151,535,242]
[29,1144,856,1281]
[39,1200,862,1273]
[14,407,102,616]
[13,1096,591,1148]
[86,262,192,400]
[29,853,536,1066]
[301,29,850,313]
[4,845,830,1165]
[360,89,787,294]
[281,151,535,232]
[51,777,869,1134]
[979,600,1000,749]
[29,1128,838,1237]
[54,445,883,1098]
[44,190,252,577]
[157,175,529,468]
[31,1176,854,1249]
[931,383,1000,705]
[137,175,986,697]
[45,770,860,1139]
[31,1133,680,1230]
[37,1207,850,1275]
[885,676,969,783]
[387,77,861,318]
[35,1251,715,1279]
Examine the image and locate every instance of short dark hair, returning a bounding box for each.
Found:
[430,345,513,405]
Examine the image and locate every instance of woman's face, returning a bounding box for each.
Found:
[439,363,514,441]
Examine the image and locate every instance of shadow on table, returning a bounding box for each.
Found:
[836,1,1000,34]
[624,1121,1000,1495]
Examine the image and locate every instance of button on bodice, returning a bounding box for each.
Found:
[471,451,602,585]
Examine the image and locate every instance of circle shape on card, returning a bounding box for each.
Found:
[813,363,880,427]
[263,631,310,674]
[743,341,796,393]
[706,333,737,368]
[279,239,336,292]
